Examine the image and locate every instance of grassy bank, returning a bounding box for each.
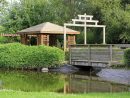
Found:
[0,91,129,98]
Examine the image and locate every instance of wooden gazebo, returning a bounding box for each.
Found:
[17,22,80,47]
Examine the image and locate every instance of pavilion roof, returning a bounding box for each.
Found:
[17,22,80,34]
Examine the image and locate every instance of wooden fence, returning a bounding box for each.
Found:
[69,44,130,67]
[0,33,20,37]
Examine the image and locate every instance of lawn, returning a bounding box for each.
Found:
[0,91,130,98]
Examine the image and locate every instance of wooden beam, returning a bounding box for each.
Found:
[64,23,106,28]
[78,15,93,18]
[72,19,99,23]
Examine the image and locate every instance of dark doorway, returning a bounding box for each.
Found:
[49,35,57,46]
[30,37,37,45]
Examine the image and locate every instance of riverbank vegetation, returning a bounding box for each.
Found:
[0,91,129,98]
[0,43,65,69]
[124,48,130,68]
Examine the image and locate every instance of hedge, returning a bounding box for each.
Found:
[0,43,65,68]
[0,36,20,44]
[124,48,130,67]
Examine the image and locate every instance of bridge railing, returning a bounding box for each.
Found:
[69,44,130,67]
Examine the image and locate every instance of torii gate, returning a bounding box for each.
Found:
[64,13,106,51]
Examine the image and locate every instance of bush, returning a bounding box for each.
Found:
[0,36,8,43]
[0,36,20,44]
[124,48,130,67]
[0,43,65,68]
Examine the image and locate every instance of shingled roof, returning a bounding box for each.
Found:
[17,22,80,34]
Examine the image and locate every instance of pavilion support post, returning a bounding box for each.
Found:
[20,34,24,44]
[37,34,49,46]
[64,25,67,51]
[20,34,28,45]
[37,34,40,45]
[43,34,49,46]
[37,34,43,45]
[68,35,76,46]
[103,27,106,44]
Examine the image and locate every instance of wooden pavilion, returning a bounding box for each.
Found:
[17,22,80,47]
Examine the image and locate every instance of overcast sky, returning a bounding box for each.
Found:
[7,0,20,4]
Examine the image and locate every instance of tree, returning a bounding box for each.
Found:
[1,0,130,44]
[0,0,7,11]
[121,0,130,10]
[0,0,8,25]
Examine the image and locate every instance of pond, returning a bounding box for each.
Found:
[0,68,130,93]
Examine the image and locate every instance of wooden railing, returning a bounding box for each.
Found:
[69,44,130,67]
[0,33,20,37]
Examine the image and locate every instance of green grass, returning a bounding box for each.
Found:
[0,91,130,98]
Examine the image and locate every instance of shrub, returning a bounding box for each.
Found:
[0,43,65,68]
[0,36,20,44]
[0,36,8,43]
[124,48,130,67]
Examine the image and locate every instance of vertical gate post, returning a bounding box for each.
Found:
[109,45,113,66]
[103,27,106,44]
[88,45,91,66]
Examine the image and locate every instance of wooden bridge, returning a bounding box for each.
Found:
[69,44,130,67]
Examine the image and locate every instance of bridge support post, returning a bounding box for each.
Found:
[88,45,91,66]
[109,45,113,66]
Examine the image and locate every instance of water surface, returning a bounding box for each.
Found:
[0,68,129,93]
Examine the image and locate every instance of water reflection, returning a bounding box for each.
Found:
[0,80,2,89]
[0,70,64,92]
[65,70,130,93]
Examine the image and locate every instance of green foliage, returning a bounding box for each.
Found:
[87,0,130,44]
[121,0,130,10]
[0,36,8,43]
[0,43,65,68]
[77,30,102,44]
[0,36,19,44]
[124,48,130,67]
